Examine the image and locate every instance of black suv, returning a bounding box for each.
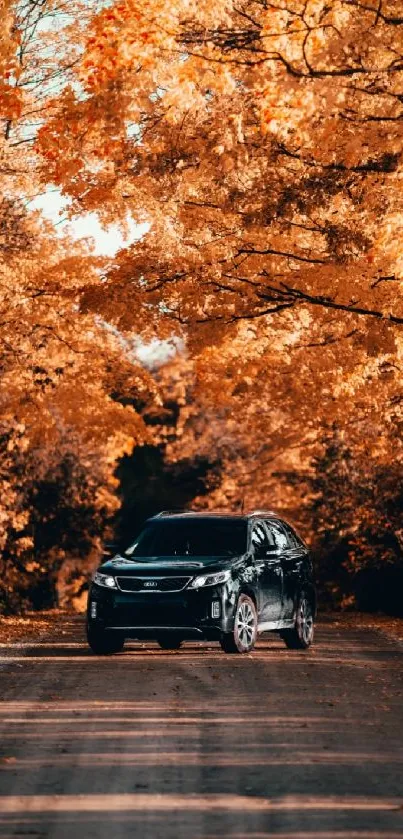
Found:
[86,511,316,654]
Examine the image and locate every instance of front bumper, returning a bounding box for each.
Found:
[88,581,237,639]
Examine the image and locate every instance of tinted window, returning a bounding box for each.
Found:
[125,519,247,558]
[251,522,269,549]
[280,523,299,548]
[265,521,288,550]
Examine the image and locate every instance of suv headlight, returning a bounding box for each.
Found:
[188,570,231,589]
[92,571,117,589]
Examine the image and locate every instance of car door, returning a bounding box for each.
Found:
[251,520,283,624]
[277,521,307,620]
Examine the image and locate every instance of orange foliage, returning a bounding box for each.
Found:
[0,0,22,119]
[1,0,403,609]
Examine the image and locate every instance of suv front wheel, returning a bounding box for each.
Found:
[86,623,125,655]
[220,593,258,654]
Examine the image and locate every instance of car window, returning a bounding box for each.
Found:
[124,519,248,558]
[280,522,299,548]
[265,521,288,550]
[251,521,270,551]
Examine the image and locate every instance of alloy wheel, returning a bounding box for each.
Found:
[299,597,314,645]
[236,600,256,650]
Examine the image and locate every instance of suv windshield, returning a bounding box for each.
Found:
[124,519,247,558]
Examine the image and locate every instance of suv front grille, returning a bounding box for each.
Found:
[116,576,191,593]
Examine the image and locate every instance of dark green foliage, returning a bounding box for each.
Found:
[114,444,221,551]
[305,431,403,613]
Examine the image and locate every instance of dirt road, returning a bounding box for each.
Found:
[0,616,402,838]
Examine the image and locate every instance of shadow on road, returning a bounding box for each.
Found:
[0,619,402,838]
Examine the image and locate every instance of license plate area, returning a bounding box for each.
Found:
[112,595,190,627]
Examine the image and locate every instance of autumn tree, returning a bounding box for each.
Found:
[1,0,403,609]
[32,0,401,606]
[0,0,160,611]
[35,0,403,325]
[0,186,159,609]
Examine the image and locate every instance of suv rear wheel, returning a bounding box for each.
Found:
[281,593,314,649]
[86,623,125,655]
[220,593,257,654]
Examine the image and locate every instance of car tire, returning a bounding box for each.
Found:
[86,623,125,655]
[220,593,258,654]
[157,636,183,650]
[281,593,314,650]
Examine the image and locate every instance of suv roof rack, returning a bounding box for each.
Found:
[153,509,277,518]
[153,509,244,517]
[154,510,187,517]
[248,509,276,517]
